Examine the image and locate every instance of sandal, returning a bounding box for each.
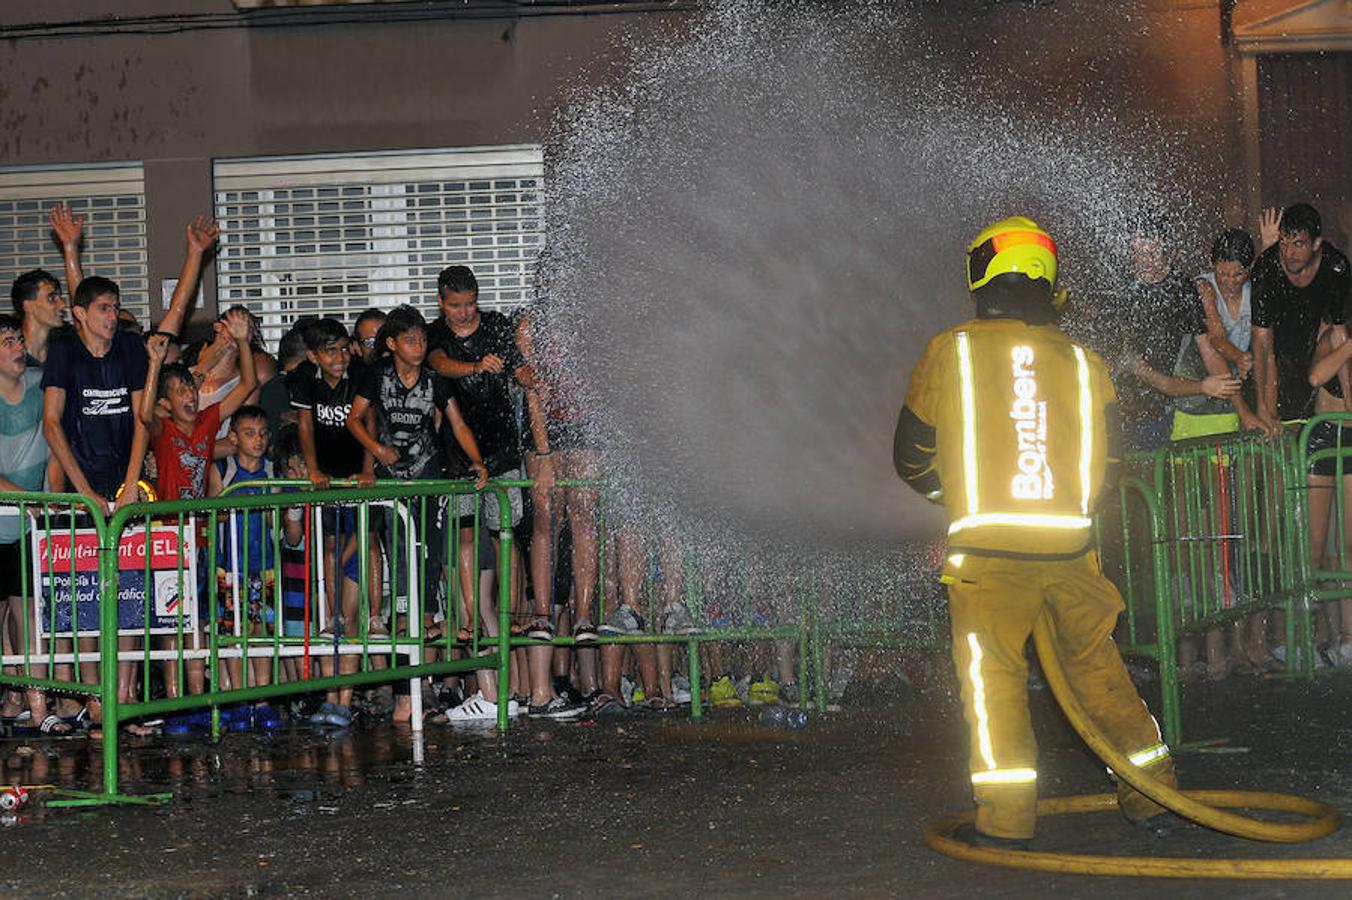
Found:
[456,626,475,644]
[588,692,626,719]
[641,696,678,713]
[526,617,554,640]
[38,714,74,735]
[572,620,597,643]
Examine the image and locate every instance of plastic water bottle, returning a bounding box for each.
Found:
[760,706,808,730]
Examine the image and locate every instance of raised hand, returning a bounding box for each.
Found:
[49,202,85,248]
[186,214,219,255]
[146,332,170,364]
[222,308,253,343]
[1259,207,1282,252]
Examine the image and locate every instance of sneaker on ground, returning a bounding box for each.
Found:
[554,677,585,705]
[1271,644,1286,663]
[659,603,700,635]
[734,675,752,706]
[597,604,645,636]
[321,703,353,728]
[528,696,587,719]
[253,704,285,731]
[669,675,693,704]
[620,676,636,706]
[446,691,522,722]
[308,701,337,725]
[710,675,742,708]
[748,678,781,706]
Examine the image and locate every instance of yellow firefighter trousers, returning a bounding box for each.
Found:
[946,551,1177,839]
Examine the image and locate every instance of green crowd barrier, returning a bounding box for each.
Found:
[16,425,1346,805]
[497,477,807,716]
[1293,412,1352,677]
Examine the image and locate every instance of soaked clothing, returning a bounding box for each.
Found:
[1251,243,1352,420]
[153,404,221,501]
[0,368,49,543]
[898,312,1172,841]
[944,552,1176,839]
[1306,419,1352,477]
[40,329,148,500]
[354,361,440,480]
[428,311,525,475]
[1113,271,1206,450]
[288,359,365,479]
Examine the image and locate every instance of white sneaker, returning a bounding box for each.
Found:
[670,674,693,704]
[445,691,522,722]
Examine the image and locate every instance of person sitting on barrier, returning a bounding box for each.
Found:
[207,405,284,731]
[140,311,258,722]
[0,314,72,735]
[1184,228,1279,678]
[347,305,492,722]
[1303,318,1352,667]
[895,216,1179,850]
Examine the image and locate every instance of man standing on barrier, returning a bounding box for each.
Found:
[894,217,1177,849]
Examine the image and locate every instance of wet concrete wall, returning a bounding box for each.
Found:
[0,1,1321,315]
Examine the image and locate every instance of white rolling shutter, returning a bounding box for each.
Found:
[213,146,544,346]
[0,163,149,322]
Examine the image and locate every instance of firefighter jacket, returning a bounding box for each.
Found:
[895,317,1121,558]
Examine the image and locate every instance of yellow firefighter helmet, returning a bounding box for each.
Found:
[966,216,1058,296]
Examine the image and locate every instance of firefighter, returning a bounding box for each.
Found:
[895,217,1177,849]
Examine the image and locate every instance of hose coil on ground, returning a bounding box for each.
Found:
[925,615,1351,879]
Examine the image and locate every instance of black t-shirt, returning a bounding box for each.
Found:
[40,329,149,499]
[354,360,441,480]
[288,358,366,478]
[1114,270,1205,429]
[427,311,524,474]
[1252,243,1352,420]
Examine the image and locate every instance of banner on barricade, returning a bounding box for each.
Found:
[30,523,199,638]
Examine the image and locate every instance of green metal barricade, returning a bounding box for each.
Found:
[1292,412,1352,676]
[92,479,516,799]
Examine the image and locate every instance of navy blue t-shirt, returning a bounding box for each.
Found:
[40,329,149,499]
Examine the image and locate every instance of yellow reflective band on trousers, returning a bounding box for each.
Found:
[944,322,1106,557]
[949,554,1178,840]
[971,768,1038,785]
[966,633,998,770]
[1127,743,1171,768]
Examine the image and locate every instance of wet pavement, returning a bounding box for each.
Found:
[4,666,1352,898]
